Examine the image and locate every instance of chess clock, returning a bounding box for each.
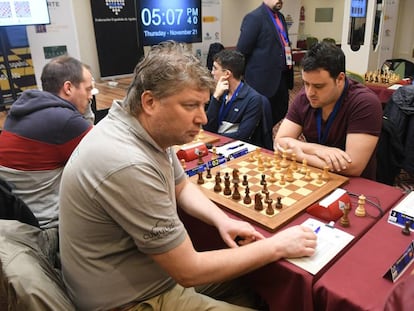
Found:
[137,0,202,46]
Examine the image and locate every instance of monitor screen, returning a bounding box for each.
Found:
[0,0,50,27]
[137,0,202,46]
[350,0,367,18]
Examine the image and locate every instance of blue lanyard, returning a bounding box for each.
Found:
[218,82,243,126]
[316,79,348,144]
[267,8,289,46]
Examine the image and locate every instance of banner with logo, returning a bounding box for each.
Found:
[192,0,221,66]
[26,0,81,89]
[90,0,143,78]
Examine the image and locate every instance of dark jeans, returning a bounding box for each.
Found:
[268,70,290,127]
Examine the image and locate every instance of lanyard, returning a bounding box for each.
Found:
[218,82,243,126]
[267,8,289,46]
[316,79,348,144]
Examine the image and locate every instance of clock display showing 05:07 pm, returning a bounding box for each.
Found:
[138,0,202,46]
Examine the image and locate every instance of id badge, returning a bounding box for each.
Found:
[285,46,293,66]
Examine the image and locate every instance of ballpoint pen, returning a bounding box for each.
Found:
[314,226,321,234]
[227,143,245,150]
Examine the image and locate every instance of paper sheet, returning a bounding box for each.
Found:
[286,218,354,275]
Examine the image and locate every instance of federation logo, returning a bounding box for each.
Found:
[105,0,125,15]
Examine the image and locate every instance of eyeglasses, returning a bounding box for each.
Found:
[212,66,228,73]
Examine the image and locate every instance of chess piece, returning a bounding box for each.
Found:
[269,171,277,183]
[265,157,272,168]
[303,168,312,181]
[211,146,217,160]
[275,196,283,209]
[198,128,204,139]
[206,168,212,179]
[232,183,241,201]
[340,203,351,227]
[280,152,289,168]
[273,150,280,164]
[215,171,221,183]
[264,191,271,203]
[197,171,204,184]
[242,175,248,186]
[223,173,231,195]
[300,159,308,174]
[260,174,266,185]
[290,153,297,170]
[322,166,330,181]
[197,151,204,165]
[243,186,252,204]
[316,173,323,184]
[285,168,294,182]
[274,158,281,170]
[232,168,240,184]
[402,220,412,236]
[279,174,286,185]
[254,193,263,211]
[261,181,268,193]
[257,156,264,171]
[355,194,366,217]
[213,175,222,192]
[266,199,274,215]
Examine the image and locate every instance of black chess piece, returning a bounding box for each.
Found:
[197,171,204,184]
[243,186,251,204]
[402,220,412,236]
[206,168,212,179]
[275,196,283,209]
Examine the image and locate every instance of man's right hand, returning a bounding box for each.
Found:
[270,225,317,259]
[213,76,229,99]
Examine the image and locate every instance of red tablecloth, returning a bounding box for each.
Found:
[313,196,413,311]
[366,84,395,105]
[180,174,404,311]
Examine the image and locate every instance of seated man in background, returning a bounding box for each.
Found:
[0,56,93,254]
[59,41,316,311]
[204,49,272,149]
[274,42,382,180]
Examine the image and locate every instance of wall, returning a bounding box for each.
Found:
[220,0,259,47]
[72,0,100,82]
[58,1,414,81]
[220,0,301,48]
[300,0,345,43]
[393,0,414,62]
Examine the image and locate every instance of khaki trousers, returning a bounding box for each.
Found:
[113,279,265,311]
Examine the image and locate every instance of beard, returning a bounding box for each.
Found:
[272,3,283,12]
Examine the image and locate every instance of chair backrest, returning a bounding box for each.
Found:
[322,37,336,45]
[383,59,414,80]
[206,42,225,71]
[0,177,40,228]
[250,96,273,150]
[306,36,318,49]
[346,70,365,84]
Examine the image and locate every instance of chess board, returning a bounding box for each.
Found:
[190,151,349,232]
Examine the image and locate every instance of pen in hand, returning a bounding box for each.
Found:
[314,226,321,234]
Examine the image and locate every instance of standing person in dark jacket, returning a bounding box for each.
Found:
[204,49,270,147]
[0,56,93,261]
[237,0,294,127]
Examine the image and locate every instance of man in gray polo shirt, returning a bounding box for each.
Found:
[59,41,317,311]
